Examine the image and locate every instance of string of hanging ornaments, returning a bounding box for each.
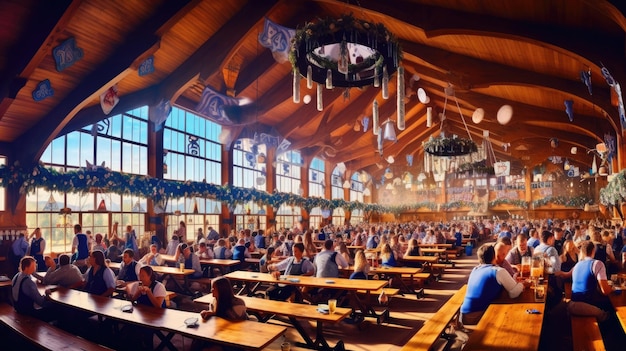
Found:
[289,13,405,132]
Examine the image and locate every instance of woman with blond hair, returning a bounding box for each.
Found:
[350,250,369,280]
[559,239,578,274]
[380,243,397,267]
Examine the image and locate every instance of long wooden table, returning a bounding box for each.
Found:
[195,293,351,350]
[49,287,286,351]
[108,261,197,295]
[338,266,426,295]
[463,282,547,351]
[224,271,390,323]
[609,288,626,331]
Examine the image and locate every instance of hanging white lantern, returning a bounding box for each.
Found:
[374,65,380,88]
[306,65,313,89]
[316,83,323,111]
[382,120,397,141]
[591,155,598,174]
[382,66,389,99]
[292,71,300,103]
[373,100,380,135]
[326,69,333,89]
[426,107,432,127]
[397,66,405,130]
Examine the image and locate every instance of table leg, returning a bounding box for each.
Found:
[153,330,176,351]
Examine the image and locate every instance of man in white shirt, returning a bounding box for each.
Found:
[139,244,165,266]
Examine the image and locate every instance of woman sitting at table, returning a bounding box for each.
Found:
[337,242,352,266]
[259,246,275,273]
[83,250,116,297]
[200,276,247,320]
[130,265,166,308]
[403,238,423,268]
[380,243,397,267]
[350,250,369,280]
[559,238,579,274]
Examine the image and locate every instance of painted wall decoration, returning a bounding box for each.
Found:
[138,55,155,76]
[100,85,120,115]
[258,17,295,64]
[53,37,84,72]
[188,135,200,155]
[151,99,172,129]
[195,86,239,125]
[32,79,54,101]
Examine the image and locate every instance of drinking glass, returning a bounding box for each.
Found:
[179,262,185,272]
[328,299,337,314]
[534,284,546,302]
[281,342,291,351]
[521,256,531,279]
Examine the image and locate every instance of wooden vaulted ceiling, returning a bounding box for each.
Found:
[1,0,625,181]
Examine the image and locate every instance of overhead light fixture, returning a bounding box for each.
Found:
[382,119,397,141]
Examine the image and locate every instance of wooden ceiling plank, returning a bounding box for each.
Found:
[159,0,279,104]
[0,0,79,119]
[16,1,198,163]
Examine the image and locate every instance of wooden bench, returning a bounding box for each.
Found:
[0,303,112,351]
[571,316,606,351]
[357,287,400,298]
[400,284,468,351]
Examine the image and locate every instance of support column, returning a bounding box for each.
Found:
[220,145,233,237]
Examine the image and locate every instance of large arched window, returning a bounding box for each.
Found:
[164,107,222,237]
[28,107,150,253]
[234,203,267,232]
[349,172,364,202]
[232,139,267,191]
[332,207,345,226]
[276,150,302,194]
[309,207,323,230]
[309,157,325,198]
[276,204,302,231]
[331,166,344,200]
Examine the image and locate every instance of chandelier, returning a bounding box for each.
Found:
[289,14,401,89]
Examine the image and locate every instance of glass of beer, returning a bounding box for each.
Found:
[328,299,337,314]
[521,256,531,279]
[179,262,185,272]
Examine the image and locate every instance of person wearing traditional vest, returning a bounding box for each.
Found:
[131,266,166,308]
[83,250,116,297]
[117,249,142,282]
[176,243,202,278]
[460,244,524,325]
[11,256,53,320]
[232,238,250,262]
[28,228,46,272]
[267,243,315,301]
[313,239,349,278]
[139,244,165,266]
[213,238,232,259]
[72,224,90,266]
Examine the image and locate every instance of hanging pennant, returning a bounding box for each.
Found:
[100,85,119,115]
[361,116,369,132]
[258,18,295,64]
[138,56,155,76]
[564,100,574,122]
[406,154,414,166]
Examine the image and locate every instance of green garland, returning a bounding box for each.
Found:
[531,195,591,209]
[489,199,528,209]
[599,169,626,205]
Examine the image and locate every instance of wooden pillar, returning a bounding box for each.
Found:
[300,153,311,230]
[265,146,277,232]
[220,145,233,237]
[147,105,165,245]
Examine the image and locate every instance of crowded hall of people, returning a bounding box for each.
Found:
[2,1,626,350]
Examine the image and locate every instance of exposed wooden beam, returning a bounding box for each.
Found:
[15,0,195,164]
[0,0,80,119]
[276,87,345,138]
[160,0,279,104]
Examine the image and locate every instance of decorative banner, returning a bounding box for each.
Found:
[604,133,616,163]
[406,154,413,166]
[100,85,119,115]
[494,161,510,177]
[567,166,580,177]
[258,18,295,64]
[138,55,155,76]
[32,79,54,101]
[195,86,239,125]
[564,99,574,121]
[53,37,83,72]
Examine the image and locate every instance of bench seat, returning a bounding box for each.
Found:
[0,303,112,351]
[400,285,467,351]
[356,287,400,296]
[571,316,606,351]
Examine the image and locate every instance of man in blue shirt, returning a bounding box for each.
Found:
[460,244,524,325]
[10,232,29,272]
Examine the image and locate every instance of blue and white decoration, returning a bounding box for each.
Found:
[604,133,616,163]
[53,37,83,72]
[32,79,54,101]
[138,56,155,76]
[188,135,200,156]
[406,154,413,166]
[580,69,592,95]
[564,99,574,122]
[258,17,295,64]
[601,65,626,131]
[195,86,240,125]
[151,99,172,130]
